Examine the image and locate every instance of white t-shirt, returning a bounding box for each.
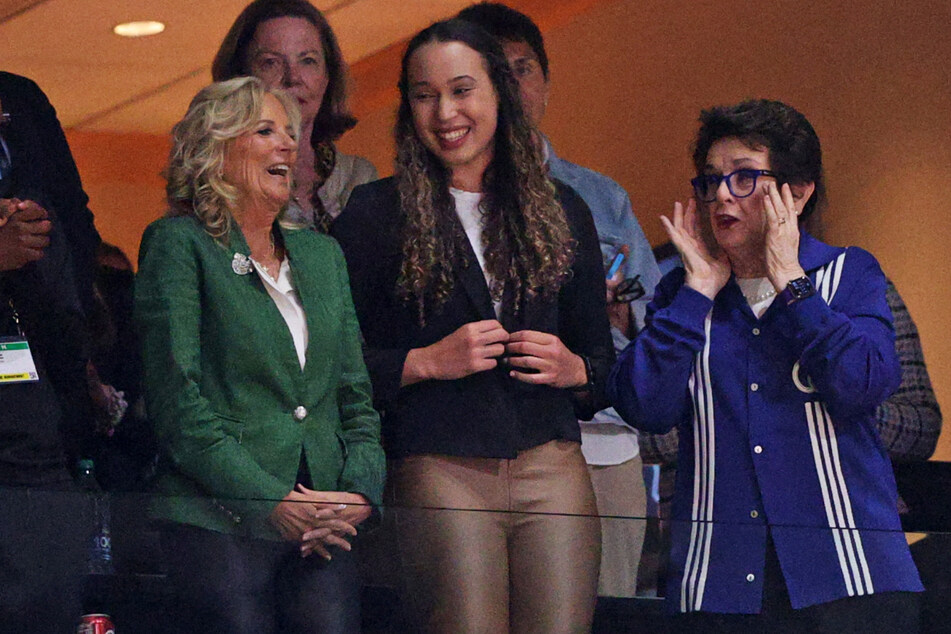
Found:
[451,187,501,318]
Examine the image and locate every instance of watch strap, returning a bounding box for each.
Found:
[778,276,816,305]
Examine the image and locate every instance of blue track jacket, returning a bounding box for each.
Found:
[609,232,922,613]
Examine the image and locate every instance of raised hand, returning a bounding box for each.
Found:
[762,182,806,291]
[504,330,587,388]
[660,199,730,300]
[402,319,509,385]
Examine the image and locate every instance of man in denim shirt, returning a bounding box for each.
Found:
[459,3,663,598]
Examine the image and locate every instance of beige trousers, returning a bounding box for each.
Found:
[587,454,646,598]
[392,440,601,634]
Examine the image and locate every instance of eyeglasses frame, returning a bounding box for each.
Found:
[690,168,778,203]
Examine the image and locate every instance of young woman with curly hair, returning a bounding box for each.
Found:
[331,18,614,633]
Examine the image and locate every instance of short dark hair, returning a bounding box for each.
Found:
[692,99,825,222]
[457,2,549,79]
[211,0,355,142]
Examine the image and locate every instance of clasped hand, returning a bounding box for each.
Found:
[0,199,52,271]
[404,319,585,388]
[268,485,372,560]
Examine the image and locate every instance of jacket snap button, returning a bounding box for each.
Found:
[294,406,307,421]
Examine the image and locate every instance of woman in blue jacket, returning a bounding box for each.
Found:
[609,99,921,631]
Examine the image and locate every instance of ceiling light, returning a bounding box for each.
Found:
[113,21,165,38]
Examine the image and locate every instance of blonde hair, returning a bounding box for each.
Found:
[164,76,301,239]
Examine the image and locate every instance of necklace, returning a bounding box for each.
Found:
[743,286,777,304]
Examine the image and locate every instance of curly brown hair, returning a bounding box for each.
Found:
[395,19,573,324]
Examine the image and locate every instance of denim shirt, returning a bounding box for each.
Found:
[544,136,662,463]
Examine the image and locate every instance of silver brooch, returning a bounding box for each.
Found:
[232,252,252,275]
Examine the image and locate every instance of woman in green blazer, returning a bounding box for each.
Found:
[135,77,384,633]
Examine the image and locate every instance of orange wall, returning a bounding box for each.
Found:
[534,0,951,458]
[65,130,169,265]
[68,0,951,457]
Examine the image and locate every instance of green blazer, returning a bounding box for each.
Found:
[135,216,384,540]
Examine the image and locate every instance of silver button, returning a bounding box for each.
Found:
[754,445,763,454]
[752,328,761,336]
[294,406,308,421]
[750,510,759,519]
[746,573,755,582]
[750,382,759,392]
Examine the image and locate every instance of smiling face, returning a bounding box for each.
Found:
[406,40,499,191]
[248,17,328,126]
[700,137,776,256]
[223,92,298,209]
[501,39,549,127]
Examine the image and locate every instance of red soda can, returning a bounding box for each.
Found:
[77,613,115,634]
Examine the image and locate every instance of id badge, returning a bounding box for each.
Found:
[0,336,40,383]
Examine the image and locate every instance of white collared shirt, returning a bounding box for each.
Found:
[252,258,308,370]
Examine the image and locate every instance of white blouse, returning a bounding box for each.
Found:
[252,257,309,370]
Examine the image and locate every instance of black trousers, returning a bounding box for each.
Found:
[0,484,89,634]
[676,536,921,633]
[161,523,360,634]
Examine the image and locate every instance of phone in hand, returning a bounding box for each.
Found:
[606,251,625,280]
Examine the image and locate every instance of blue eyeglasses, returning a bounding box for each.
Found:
[690,168,777,202]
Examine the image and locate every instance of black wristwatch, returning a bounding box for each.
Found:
[571,354,595,392]
[778,276,816,305]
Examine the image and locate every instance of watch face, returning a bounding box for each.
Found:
[788,276,815,299]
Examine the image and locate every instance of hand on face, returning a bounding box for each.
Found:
[762,181,806,291]
[698,137,812,287]
[0,199,52,271]
[661,198,731,300]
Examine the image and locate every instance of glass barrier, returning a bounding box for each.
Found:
[0,470,947,633]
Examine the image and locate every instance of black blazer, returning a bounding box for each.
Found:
[0,72,100,315]
[0,73,98,483]
[331,177,614,459]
